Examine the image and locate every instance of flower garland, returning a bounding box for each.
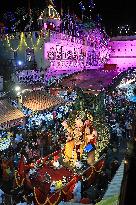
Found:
[93,161,105,173]
[34,187,61,205]
[83,160,104,181]
[15,170,25,187]
[82,168,94,181]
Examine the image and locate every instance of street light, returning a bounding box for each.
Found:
[17,92,21,96]
[15,86,22,109]
[17,61,23,66]
[15,86,21,92]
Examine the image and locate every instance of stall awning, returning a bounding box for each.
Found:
[0,100,24,126]
[22,90,65,111]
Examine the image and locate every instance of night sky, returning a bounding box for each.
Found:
[0,0,135,35]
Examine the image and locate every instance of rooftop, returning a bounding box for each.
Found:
[0,100,24,125]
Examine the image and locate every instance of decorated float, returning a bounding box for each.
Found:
[14,109,109,204]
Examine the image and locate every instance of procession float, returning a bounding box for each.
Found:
[14,106,110,204]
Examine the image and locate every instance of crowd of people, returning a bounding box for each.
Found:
[0,95,75,203]
[105,88,135,146]
[79,86,135,204]
[16,70,42,85]
[0,80,135,204]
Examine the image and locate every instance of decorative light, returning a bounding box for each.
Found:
[17,60,23,66]
[17,92,21,96]
[15,86,21,92]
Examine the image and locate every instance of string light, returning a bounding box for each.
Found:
[6,33,22,52]
[31,36,41,49]
[6,32,43,51]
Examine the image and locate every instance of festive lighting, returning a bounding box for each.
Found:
[79,1,86,11]
[17,60,23,66]
[15,86,21,92]
[5,31,44,51]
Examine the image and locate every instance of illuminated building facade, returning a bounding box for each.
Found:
[0,3,111,82]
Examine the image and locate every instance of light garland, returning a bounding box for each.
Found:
[93,119,110,160]
[6,32,42,51]
[6,32,23,52]
[31,36,41,49]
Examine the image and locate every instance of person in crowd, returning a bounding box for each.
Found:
[125,120,132,140]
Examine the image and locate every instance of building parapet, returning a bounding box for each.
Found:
[111,35,136,41]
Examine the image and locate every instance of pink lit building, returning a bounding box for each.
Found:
[42,3,111,80]
[0,2,111,83]
[44,29,111,80]
[1,1,136,84]
[109,36,136,71]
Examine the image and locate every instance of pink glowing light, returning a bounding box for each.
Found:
[109,39,136,70]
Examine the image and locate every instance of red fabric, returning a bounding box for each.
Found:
[2,160,9,180]
[80,198,90,204]
[49,191,62,204]
[18,155,25,178]
[95,159,105,171]
[83,156,105,188]
[34,187,47,204]
[31,164,73,196]
[37,165,73,182]
[33,168,76,204]
[61,177,78,201]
